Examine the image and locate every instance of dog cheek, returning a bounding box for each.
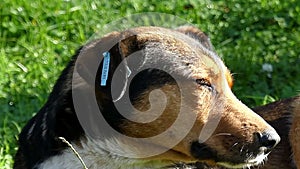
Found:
[193,89,215,119]
[203,94,271,156]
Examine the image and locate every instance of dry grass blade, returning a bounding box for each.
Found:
[58,137,88,169]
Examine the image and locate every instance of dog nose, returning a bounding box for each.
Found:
[255,129,280,153]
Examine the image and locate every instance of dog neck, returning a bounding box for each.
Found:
[35,136,188,169]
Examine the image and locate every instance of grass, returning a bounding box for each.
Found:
[1,0,300,168]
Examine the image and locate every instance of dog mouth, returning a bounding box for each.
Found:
[159,144,269,169]
[175,153,268,169]
[216,152,268,168]
[217,154,268,169]
[188,141,269,169]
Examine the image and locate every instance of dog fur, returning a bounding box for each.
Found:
[254,95,300,169]
[14,26,280,169]
[193,95,300,169]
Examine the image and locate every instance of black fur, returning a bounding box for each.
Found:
[13,38,180,169]
[13,40,133,168]
[14,49,84,169]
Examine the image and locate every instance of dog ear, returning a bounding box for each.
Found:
[73,32,140,101]
[176,26,214,51]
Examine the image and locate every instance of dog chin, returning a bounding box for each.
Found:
[217,152,269,169]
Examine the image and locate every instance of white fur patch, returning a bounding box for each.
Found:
[35,137,181,169]
[217,152,268,169]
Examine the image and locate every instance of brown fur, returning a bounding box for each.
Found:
[176,26,299,169]
[195,96,300,169]
[105,26,278,166]
[290,96,300,168]
[254,96,299,169]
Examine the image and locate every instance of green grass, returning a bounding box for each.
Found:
[1,0,300,168]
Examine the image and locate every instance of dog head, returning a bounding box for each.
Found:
[74,26,280,168]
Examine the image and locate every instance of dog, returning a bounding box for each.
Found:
[255,95,300,169]
[191,95,300,169]
[14,26,280,169]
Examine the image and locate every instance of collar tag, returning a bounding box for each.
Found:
[100,52,110,86]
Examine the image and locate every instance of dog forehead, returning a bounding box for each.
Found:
[127,27,223,78]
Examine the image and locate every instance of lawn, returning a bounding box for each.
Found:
[1,0,300,168]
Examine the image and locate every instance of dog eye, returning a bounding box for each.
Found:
[195,78,213,90]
